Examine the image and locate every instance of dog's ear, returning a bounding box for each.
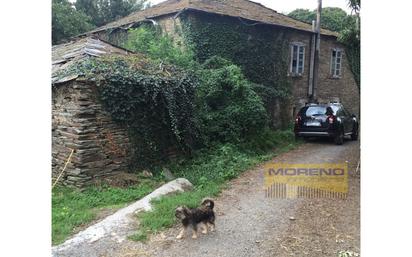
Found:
[183,207,191,216]
[201,198,214,208]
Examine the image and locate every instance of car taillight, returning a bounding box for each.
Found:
[295,115,301,124]
[328,115,335,124]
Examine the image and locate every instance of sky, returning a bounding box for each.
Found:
[149,0,351,14]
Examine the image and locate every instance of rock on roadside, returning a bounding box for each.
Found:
[52,178,193,257]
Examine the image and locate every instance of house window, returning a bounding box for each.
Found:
[331,49,343,78]
[290,43,305,76]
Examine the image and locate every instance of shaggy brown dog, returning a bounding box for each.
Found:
[175,198,216,239]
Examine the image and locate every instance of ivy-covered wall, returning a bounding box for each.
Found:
[95,10,360,126]
[96,12,296,128]
[179,12,292,128]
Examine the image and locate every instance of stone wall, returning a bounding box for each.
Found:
[52,80,131,187]
[95,14,184,48]
[316,37,360,116]
[285,30,313,119]
[95,29,129,47]
[287,31,360,119]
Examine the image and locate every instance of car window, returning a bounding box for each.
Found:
[301,105,341,117]
[304,106,327,116]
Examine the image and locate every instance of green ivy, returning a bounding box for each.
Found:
[99,61,200,169]
[179,12,292,112]
[56,56,201,169]
[339,26,360,88]
[121,26,269,145]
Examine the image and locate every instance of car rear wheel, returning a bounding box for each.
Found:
[334,129,344,145]
[351,125,359,141]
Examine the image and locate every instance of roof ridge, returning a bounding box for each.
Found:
[243,0,277,13]
[80,0,337,37]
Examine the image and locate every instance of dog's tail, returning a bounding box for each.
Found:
[201,198,214,209]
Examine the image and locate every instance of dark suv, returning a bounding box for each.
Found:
[294,103,359,145]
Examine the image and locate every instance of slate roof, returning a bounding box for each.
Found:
[86,0,337,37]
[52,37,131,84]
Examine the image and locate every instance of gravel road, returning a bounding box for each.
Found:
[57,138,360,257]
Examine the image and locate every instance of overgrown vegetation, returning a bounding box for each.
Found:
[339,21,360,87]
[88,26,268,168]
[98,58,201,169]
[179,12,292,125]
[123,25,197,69]
[340,0,360,88]
[196,57,268,143]
[52,179,158,245]
[55,54,200,169]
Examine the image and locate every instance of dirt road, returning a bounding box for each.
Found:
[57,138,360,257]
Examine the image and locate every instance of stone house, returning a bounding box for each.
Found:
[82,0,360,126]
[52,37,133,187]
[53,0,360,186]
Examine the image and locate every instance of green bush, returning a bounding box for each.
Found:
[196,56,268,143]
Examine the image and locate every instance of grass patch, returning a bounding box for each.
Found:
[52,179,158,245]
[130,129,300,240]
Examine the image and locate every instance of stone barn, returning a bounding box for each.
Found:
[52,37,133,187]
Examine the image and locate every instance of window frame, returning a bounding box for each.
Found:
[289,42,305,77]
[330,48,343,78]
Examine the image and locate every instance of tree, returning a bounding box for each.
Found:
[322,7,352,32]
[288,7,350,32]
[348,0,360,15]
[75,0,149,27]
[287,9,316,25]
[52,0,149,45]
[341,0,360,87]
[52,0,94,44]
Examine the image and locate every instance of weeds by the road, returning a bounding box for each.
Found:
[52,179,158,245]
[131,129,300,240]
